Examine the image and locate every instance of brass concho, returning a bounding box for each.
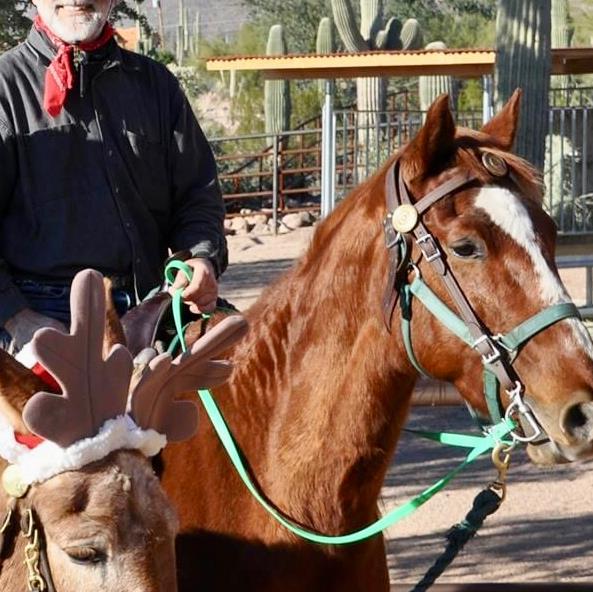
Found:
[481,151,508,177]
[2,465,29,499]
[391,204,419,233]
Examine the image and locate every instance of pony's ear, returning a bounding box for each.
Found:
[480,88,522,151]
[402,94,456,179]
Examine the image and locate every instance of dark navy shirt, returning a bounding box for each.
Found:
[0,27,227,325]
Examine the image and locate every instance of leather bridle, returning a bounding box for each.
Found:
[382,156,581,443]
[0,496,56,592]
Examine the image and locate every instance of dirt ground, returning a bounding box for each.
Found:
[220,227,593,590]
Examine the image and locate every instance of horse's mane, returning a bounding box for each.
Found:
[240,125,544,353]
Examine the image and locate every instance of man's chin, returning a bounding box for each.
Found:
[45,14,105,44]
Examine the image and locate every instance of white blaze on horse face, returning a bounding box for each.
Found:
[474,186,593,359]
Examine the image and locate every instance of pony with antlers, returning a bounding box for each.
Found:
[150,93,593,592]
[0,269,247,592]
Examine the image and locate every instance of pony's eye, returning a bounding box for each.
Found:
[450,239,483,259]
[65,546,106,565]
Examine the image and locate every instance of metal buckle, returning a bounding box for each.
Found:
[504,381,543,443]
[416,234,442,263]
[473,334,501,365]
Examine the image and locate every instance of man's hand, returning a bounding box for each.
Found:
[4,309,67,351]
[168,258,218,314]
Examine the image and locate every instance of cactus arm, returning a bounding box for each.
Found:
[316,17,335,54]
[376,17,402,50]
[400,18,423,50]
[331,0,369,52]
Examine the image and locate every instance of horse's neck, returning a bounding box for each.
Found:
[223,246,416,529]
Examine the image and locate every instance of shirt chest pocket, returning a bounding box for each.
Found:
[125,130,169,214]
[20,123,89,206]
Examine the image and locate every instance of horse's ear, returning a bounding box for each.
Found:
[480,88,522,151]
[402,94,456,179]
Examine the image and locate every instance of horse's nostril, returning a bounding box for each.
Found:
[561,401,593,441]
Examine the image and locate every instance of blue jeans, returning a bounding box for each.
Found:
[0,278,135,351]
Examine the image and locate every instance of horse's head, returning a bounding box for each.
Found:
[387,92,593,465]
[0,270,246,591]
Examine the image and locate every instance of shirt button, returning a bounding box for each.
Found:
[136,258,141,264]
[125,222,131,228]
[108,149,113,157]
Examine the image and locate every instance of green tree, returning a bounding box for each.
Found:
[0,1,30,52]
[242,0,331,53]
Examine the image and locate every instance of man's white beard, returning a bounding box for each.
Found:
[36,4,108,44]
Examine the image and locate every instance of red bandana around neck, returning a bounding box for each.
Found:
[34,15,115,117]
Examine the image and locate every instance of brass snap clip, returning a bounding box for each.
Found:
[489,442,512,501]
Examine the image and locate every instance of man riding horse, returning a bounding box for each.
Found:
[0,0,227,352]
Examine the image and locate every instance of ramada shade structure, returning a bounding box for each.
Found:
[207,47,593,219]
[206,47,593,80]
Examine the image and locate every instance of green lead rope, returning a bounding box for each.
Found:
[164,262,515,546]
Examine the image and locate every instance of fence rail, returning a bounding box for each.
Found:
[211,93,593,236]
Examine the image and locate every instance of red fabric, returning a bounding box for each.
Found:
[34,15,115,117]
[14,432,44,449]
[31,362,61,393]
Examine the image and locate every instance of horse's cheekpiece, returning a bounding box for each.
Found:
[391,204,419,233]
[481,151,508,177]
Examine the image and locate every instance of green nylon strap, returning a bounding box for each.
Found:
[400,284,433,377]
[483,369,503,424]
[197,388,514,545]
[164,261,515,546]
[408,278,474,346]
[497,302,581,352]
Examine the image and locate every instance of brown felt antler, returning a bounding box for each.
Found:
[130,315,248,441]
[22,270,134,447]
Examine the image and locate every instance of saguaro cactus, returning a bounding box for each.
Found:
[495,0,551,169]
[264,25,291,136]
[331,0,423,148]
[316,17,336,99]
[419,41,453,115]
[551,0,572,90]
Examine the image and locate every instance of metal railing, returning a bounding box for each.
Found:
[211,95,593,236]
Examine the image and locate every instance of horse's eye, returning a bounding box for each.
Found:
[450,239,483,259]
[65,546,106,565]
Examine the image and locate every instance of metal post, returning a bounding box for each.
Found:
[587,265,592,308]
[482,75,493,124]
[321,79,335,218]
[272,135,279,235]
[330,111,337,212]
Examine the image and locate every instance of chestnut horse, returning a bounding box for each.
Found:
[161,94,593,591]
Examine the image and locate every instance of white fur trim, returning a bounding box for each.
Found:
[15,343,37,369]
[0,414,166,485]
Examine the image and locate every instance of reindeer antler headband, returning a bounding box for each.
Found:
[0,270,247,491]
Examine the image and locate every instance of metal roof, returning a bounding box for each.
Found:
[206,47,593,79]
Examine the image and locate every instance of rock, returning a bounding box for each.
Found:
[239,208,253,215]
[245,213,269,226]
[250,222,272,235]
[224,218,234,229]
[281,213,304,230]
[281,211,315,230]
[230,217,250,233]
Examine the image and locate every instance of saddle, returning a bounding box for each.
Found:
[121,292,240,357]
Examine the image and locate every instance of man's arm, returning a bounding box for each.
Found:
[166,80,228,312]
[0,119,28,327]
